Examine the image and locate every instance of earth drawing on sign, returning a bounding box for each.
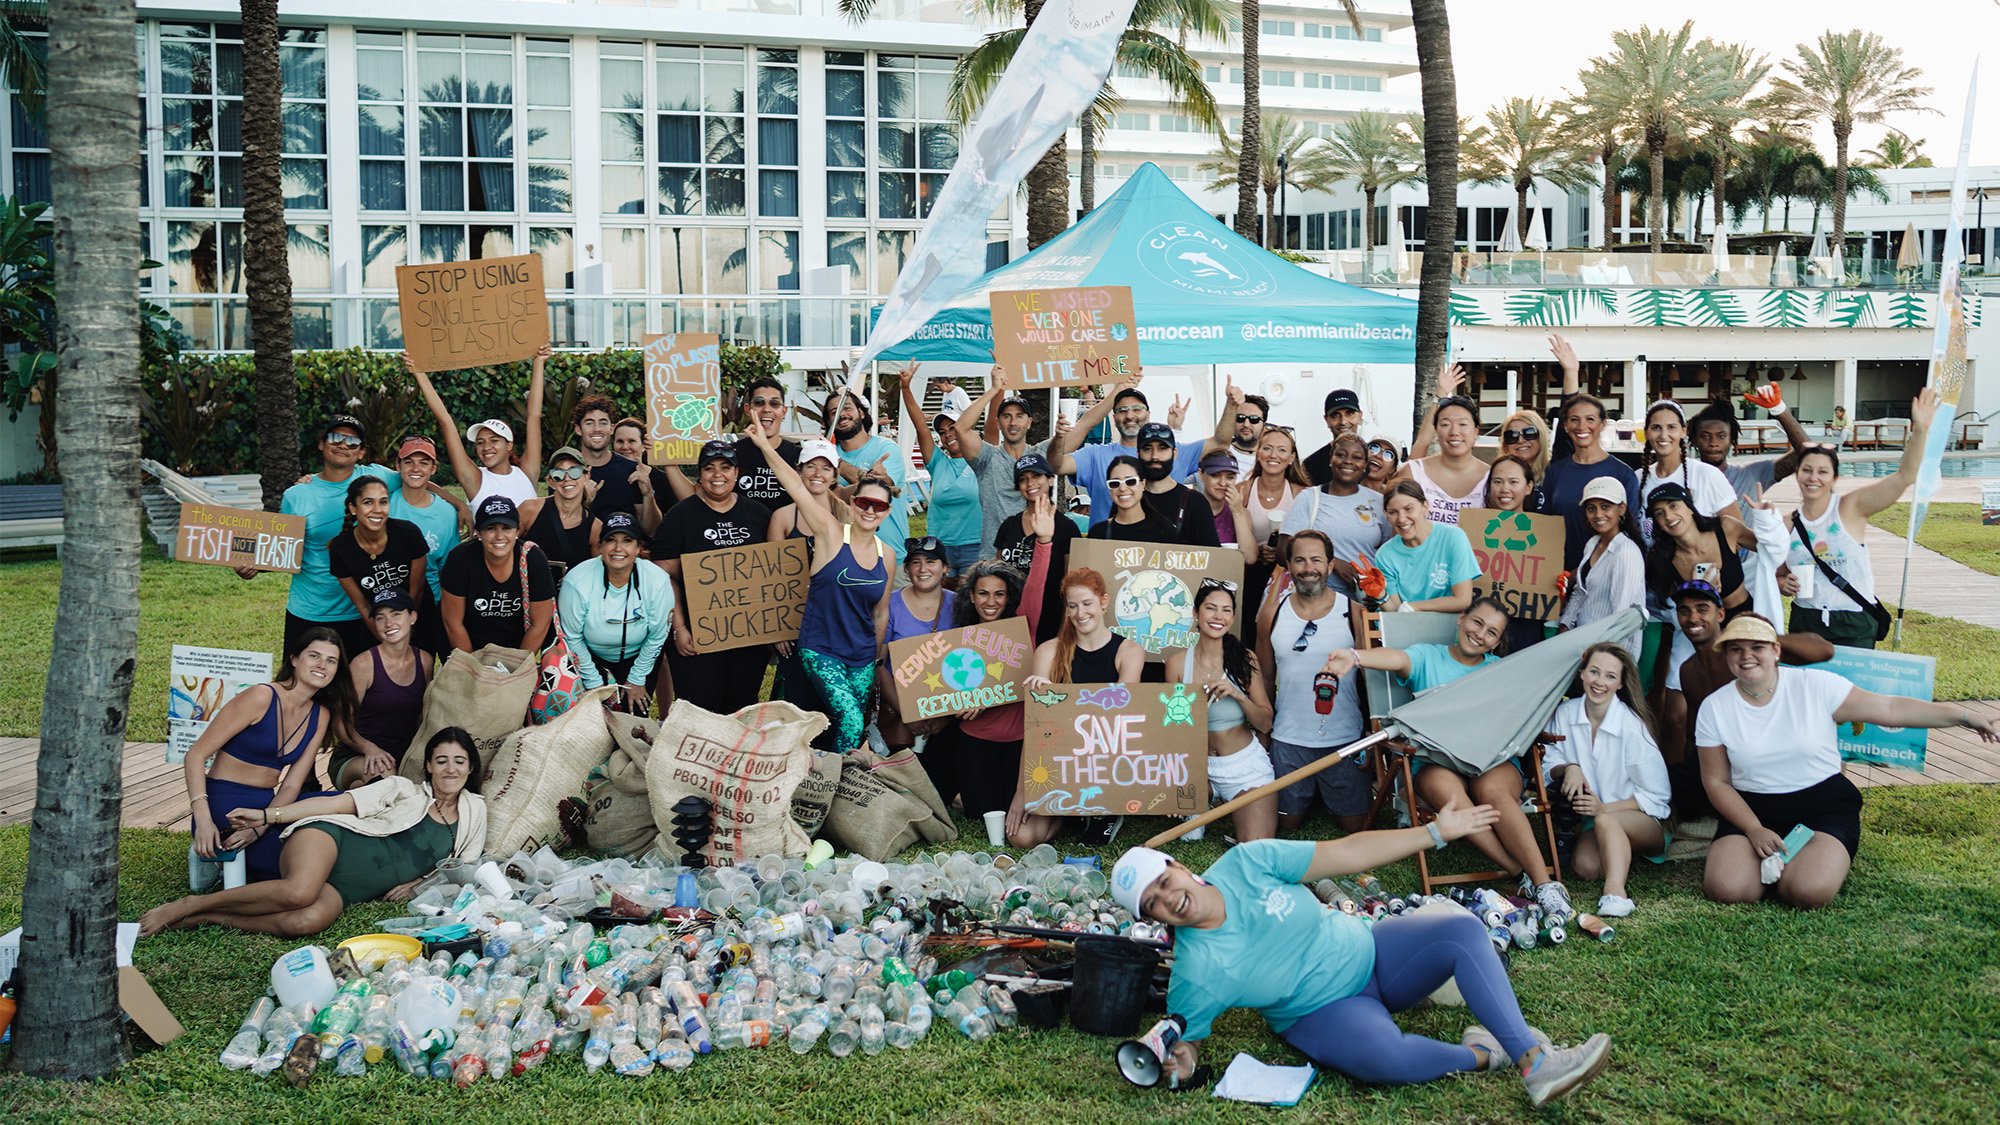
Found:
[1113,569,1194,653]
[940,647,988,691]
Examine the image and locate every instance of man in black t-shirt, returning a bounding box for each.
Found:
[573,393,658,530]
[648,374,801,510]
[651,440,774,713]
[1135,423,1220,548]
[1302,387,1367,487]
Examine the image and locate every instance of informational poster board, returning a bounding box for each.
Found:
[396,254,549,372]
[885,617,1033,721]
[1020,682,1208,817]
[1981,483,1999,525]
[167,645,272,763]
[682,540,810,652]
[1823,646,1936,771]
[643,331,722,466]
[988,285,1140,389]
[1461,507,1567,621]
[1069,538,1245,660]
[175,503,306,573]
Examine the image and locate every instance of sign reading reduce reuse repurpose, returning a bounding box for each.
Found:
[396,254,550,373]
[885,617,1033,721]
[1461,507,1567,621]
[1021,682,1208,817]
[683,540,809,653]
[176,503,306,573]
[988,285,1140,389]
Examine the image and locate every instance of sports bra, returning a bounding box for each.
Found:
[1181,649,1246,731]
[217,684,322,771]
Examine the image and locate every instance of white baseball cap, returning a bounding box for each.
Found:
[1580,477,1627,507]
[467,418,515,444]
[1111,846,1173,917]
[797,438,840,467]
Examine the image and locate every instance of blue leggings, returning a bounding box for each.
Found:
[1280,908,1537,1085]
[800,648,876,753]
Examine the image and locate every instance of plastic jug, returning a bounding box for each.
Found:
[271,945,338,1009]
[395,975,462,1036]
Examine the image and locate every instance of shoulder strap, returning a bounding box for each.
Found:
[1791,509,1881,614]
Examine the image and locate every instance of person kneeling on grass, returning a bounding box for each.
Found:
[140,729,487,938]
[1539,644,1670,918]
[1113,816,1613,1109]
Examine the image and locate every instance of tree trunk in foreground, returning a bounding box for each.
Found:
[242,0,298,509]
[1410,0,1458,433]
[1233,0,1261,242]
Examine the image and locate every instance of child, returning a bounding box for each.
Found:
[1541,644,1670,917]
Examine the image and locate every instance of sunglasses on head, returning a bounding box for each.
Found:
[851,495,890,514]
[1235,414,1264,425]
[325,432,363,448]
[1199,578,1239,594]
[1107,476,1141,488]
[1436,395,1477,411]
[547,465,587,482]
[1502,426,1540,444]
[905,536,941,555]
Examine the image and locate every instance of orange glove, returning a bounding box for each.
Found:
[1353,554,1388,603]
[1555,570,1573,600]
[1744,383,1785,412]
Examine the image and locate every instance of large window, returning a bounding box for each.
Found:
[656,44,745,217]
[755,50,798,218]
[4,25,47,201]
[826,50,867,219]
[159,23,244,208]
[875,54,955,220]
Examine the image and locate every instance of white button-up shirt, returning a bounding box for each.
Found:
[1541,696,1671,820]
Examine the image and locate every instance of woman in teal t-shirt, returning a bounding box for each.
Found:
[1111,827,1613,1108]
[901,368,981,577]
[1374,480,1480,612]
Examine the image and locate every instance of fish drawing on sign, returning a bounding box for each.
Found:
[1029,688,1069,707]
[1078,685,1131,709]
[1177,251,1242,281]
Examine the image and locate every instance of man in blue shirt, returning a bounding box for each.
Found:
[1047,375,1205,516]
[824,387,909,565]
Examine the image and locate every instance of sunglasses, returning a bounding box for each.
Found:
[748,396,785,408]
[1502,426,1540,444]
[1112,405,1148,416]
[905,536,941,554]
[1292,618,1319,652]
[547,465,587,482]
[1367,443,1398,458]
[1107,476,1141,489]
[851,496,890,515]
[325,432,364,448]
[1235,414,1265,425]
[1199,578,1239,593]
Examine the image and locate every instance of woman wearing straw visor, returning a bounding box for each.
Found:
[1110,824,1613,1108]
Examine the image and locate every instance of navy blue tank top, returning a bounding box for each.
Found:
[796,528,888,664]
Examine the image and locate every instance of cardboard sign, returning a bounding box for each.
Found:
[683,540,810,652]
[643,331,722,466]
[168,645,273,763]
[1069,538,1246,660]
[1020,682,1208,817]
[1823,646,1936,771]
[1461,508,1567,621]
[886,617,1033,721]
[988,285,1140,389]
[396,254,549,372]
[175,502,306,573]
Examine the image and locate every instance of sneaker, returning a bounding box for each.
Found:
[1180,817,1206,842]
[1078,816,1124,848]
[1461,1023,1551,1070]
[1533,880,1575,921]
[1521,1033,1612,1108]
[1595,893,1635,918]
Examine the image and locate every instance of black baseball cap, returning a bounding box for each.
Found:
[369,587,418,614]
[904,535,946,561]
[1111,387,1148,408]
[601,511,641,540]
[1014,452,1055,481]
[699,439,738,466]
[474,494,520,529]
[1136,422,1176,448]
[1671,578,1724,606]
[326,413,367,439]
[1646,482,1694,514]
[999,395,1031,414]
[1324,389,1361,415]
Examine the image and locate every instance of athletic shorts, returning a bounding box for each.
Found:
[1207,738,1276,803]
[1272,737,1374,818]
[1715,773,1863,859]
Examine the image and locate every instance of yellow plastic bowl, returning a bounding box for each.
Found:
[337,932,424,968]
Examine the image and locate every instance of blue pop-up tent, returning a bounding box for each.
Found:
[876,162,1417,364]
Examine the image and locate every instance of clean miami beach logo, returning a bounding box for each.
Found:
[1139,221,1275,298]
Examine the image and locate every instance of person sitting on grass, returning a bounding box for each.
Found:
[1540,643,1670,918]
[142,728,487,937]
[330,589,433,790]
[1112,823,1613,1108]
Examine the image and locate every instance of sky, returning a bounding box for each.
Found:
[1416,1,2000,168]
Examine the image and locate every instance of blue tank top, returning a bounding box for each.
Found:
[217,684,322,770]
[885,588,955,643]
[796,528,889,665]
[1181,647,1246,731]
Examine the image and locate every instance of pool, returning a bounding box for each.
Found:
[1840,452,1998,478]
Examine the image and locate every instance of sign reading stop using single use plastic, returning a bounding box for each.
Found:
[989,285,1139,389]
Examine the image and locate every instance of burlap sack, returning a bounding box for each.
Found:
[789,752,842,837]
[820,750,958,861]
[400,644,537,781]
[482,687,617,855]
[580,714,661,857]
[648,699,826,866]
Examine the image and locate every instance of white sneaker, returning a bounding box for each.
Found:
[1180,817,1206,842]
[1461,1023,1551,1070]
[1595,893,1635,918]
[1521,1033,1612,1107]
[1533,880,1575,921]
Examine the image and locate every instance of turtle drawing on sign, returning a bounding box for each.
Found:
[667,393,719,434]
[1481,511,1538,553]
[1159,683,1197,727]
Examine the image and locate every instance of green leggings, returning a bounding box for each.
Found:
[801,648,876,753]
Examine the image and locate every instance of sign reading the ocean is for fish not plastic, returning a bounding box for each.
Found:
[989,285,1140,388]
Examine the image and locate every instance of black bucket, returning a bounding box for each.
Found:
[1069,936,1158,1037]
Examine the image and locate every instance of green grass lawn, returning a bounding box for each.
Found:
[1872,502,2000,578]
[4,789,1999,1122]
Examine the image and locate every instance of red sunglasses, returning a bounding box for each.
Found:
[851,495,891,514]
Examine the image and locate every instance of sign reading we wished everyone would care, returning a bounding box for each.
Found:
[396,254,550,373]
[988,285,1140,389]
[886,617,1033,721]
[643,332,722,466]
[1823,646,1937,771]
[168,645,272,763]
[1461,507,1567,621]
[1069,538,1245,660]
[1020,682,1208,817]
[176,503,306,573]
[684,540,810,653]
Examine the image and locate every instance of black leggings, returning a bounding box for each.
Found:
[952,731,1021,820]
[664,644,772,715]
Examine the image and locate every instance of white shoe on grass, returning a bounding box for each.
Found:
[1595,893,1635,918]
[1521,1033,1612,1108]
[1461,1023,1550,1070]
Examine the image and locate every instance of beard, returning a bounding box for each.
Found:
[834,419,864,441]
[1138,458,1172,482]
[1291,572,1325,598]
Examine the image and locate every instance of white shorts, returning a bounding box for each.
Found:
[1664,626,1694,691]
[1207,738,1277,802]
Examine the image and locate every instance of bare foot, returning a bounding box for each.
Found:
[138,897,195,936]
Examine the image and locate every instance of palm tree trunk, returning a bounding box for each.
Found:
[1079,113,1096,213]
[1516,182,1530,240]
[12,0,143,1080]
[1021,0,1070,249]
[1234,0,1261,242]
[1712,150,1726,233]
[1363,187,1378,251]
[1647,126,1666,255]
[1410,0,1457,431]
[1263,182,1278,248]
[1600,141,1618,248]
[1831,117,1851,268]
[242,0,297,508]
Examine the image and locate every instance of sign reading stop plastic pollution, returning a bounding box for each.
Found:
[1021,682,1208,817]
[988,285,1139,389]
[643,332,721,466]
[1823,646,1936,771]
[886,617,1033,721]
[1069,538,1245,660]
[396,254,549,373]
[168,645,272,763]
[683,540,809,653]
[1461,507,1567,621]
[176,502,306,573]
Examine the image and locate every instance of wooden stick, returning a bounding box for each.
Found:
[1141,728,1394,849]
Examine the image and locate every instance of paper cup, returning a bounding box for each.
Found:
[983,810,1007,846]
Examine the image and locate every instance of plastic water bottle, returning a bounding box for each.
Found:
[220,996,276,1070]
[884,1020,918,1049]
[483,1028,513,1082]
[654,1034,695,1071]
[611,1042,654,1077]
[450,1030,487,1087]
[945,996,992,1041]
[357,995,395,1064]
[716,1019,777,1049]
[786,1007,829,1055]
[333,1033,367,1077]
[583,1012,613,1072]
[988,985,1019,1029]
[251,1007,305,1076]
[826,1017,860,1058]
[824,961,858,1006]
[858,1005,886,1055]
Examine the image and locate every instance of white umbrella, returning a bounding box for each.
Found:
[1526,206,1549,251]
[1497,208,1522,253]
[1895,221,1922,272]
[1388,217,1410,279]
[1711,227,1731,274]
[1808,229,1829,260]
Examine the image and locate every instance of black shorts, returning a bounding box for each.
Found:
[1716,773,1863,859]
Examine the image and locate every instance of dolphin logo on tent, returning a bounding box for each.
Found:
[1176,251,1241,281]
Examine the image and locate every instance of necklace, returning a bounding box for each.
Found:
[1255,477,1285,505]
[1737,681,1776,702]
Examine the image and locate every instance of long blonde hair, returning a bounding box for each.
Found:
[1501,409,1553,478]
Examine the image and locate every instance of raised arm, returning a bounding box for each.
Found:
[1746,382,1813,482]
[955,365,1009,459]
[406,353,483,497]
[899,364,935,463]
[1833,685,2000,740]
[1410,363,1464,458]
[1050,372,1135,473]
[1843,388,1939,521]
[743,422,837,543]
[518,344,551,481]
[1549,333,1580,396]
[1323,643,1412,680]
[1225,480,1258,566]
[1203,376,1243,457]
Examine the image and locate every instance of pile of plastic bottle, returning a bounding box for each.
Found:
[1310,875,1615,951]
[219,843,1136,1084]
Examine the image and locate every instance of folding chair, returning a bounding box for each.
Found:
[1359,610,1563,895]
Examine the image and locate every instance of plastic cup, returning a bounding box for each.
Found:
[983,811,1007,846]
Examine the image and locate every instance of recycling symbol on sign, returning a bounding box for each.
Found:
[1482,511,1537,552]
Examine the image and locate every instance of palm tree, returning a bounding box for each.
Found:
[1773,30,1934,264]
[1409,0,1457,430]
[1234,0,1259,242]
[240,0,298,509]
[1199,114,1334,248]
[1322,111,1421,256]
[1464,97,1596,245]
[1558,96,1629,248]
[0,1,46,121]
[14,0,144,1080]
[1861,129,1932,168]
[1693,40,1770,244]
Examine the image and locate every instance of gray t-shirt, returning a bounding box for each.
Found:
[1722,458,1781,505]
[1279,486,1391,595]
[968,438,1050,558]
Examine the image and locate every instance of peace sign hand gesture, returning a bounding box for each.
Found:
[1167,394,1189,430]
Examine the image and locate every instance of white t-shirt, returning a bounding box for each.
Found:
[1638,459,1735,544]
[1693,666,1854,794]
[471,464,538,510]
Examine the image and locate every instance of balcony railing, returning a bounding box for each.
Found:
[1302,248,1958,290]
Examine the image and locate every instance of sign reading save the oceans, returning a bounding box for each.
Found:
[1070,538,1245,659]
[1461,507,1567,621]
[1021,682,1208,817]
[886,617,1033,722]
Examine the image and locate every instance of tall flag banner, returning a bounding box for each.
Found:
[847,0,1139,378]
[1908,63,1978,541]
